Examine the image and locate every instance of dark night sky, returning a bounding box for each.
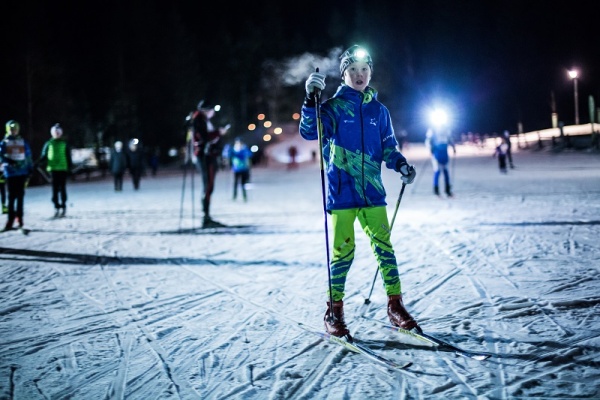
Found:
[1,0,598,151]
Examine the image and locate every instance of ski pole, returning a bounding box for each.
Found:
[411,156,429,194]
[451,147,456,190]
[364,182,406,304]
[178,161,187,232]
[313,68,335,318]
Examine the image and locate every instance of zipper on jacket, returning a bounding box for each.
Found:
[359,94,368,207]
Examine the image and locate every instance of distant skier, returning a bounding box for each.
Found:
[38,123,73,217]
[425,128,456,197]
[126,138,145,190]
[502,130,515,168]
[0,120,34,231]
[494,136,510,174]
[191,100,229,228]
[300,45,420,340]
[226,137,252,201]
[110,141,127,191]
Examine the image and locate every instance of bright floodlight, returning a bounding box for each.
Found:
[430,109,448,127]
[568,70,578,79]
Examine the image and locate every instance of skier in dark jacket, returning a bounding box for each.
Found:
[191,100,229,227]
[0,120,34,231]
[39,123,73,217]
[109,141,127,191]
[502,130,515,168]
[300,45,420,339]
[126,138,145,190]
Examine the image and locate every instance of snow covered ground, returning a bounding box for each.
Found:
[1,142,599,399]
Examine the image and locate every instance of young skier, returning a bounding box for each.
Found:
[300,45,420,339]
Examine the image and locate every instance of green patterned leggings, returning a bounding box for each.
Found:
[328,206,401,301]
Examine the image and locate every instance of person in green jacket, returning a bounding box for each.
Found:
[39,123,73,217]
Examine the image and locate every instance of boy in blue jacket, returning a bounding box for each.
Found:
[0,120,34,231]
[300,45,420,339]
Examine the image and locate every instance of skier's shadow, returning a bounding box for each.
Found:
[164,224,258,235]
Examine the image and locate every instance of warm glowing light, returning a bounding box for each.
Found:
[257,114,265,120]
[274,127,282,134]
[292,113,300,120]
[264,121,272,128]
[248,123,256,131]
[263,134,272,142]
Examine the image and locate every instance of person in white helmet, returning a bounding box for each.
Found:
[38,123,73,217]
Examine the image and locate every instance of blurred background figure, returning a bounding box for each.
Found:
[425,128,456,197]
[148,147,160,176]
[494,135,510,174]
[127,138,145,190]
[227,137,252,201]
[287,145,298,169]
[110,141,127,191]
[502,130,515,168]
[38,123,73,217]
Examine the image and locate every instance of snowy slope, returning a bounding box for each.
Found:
[1,143,599,399]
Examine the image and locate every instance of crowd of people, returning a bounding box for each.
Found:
[0,119,161,232]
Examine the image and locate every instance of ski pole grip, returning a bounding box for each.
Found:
[313,67,321,101]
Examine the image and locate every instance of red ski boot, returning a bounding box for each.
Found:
[324,300,352,340]
[388,295,421,333]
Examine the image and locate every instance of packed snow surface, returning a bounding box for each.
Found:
[1,142,599,399]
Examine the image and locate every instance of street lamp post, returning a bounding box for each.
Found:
[568,69,579,125]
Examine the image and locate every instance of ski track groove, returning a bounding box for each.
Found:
[220,338,337,399]
[406,225,506,395]
[451,225,589,360]
[177,264,427,395]
[96,263,203,399]
[107,330,133,400]
[177,264,360,390]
